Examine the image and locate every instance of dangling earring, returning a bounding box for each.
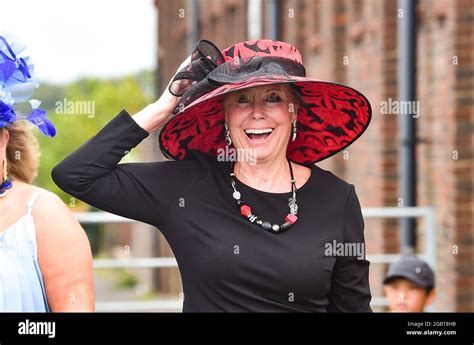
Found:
[0,158,13,197]
[224,122,232,146]
[291,120,297,142]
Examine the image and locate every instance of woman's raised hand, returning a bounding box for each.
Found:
[132,55,192,133]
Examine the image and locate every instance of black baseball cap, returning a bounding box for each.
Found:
[383,254,435,289]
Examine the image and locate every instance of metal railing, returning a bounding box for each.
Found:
[77,206,436,312]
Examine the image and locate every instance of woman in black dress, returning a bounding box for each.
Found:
[52,39,373,312]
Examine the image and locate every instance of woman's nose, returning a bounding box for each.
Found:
[250,102,266,120]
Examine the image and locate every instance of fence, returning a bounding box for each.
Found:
[76,206,436,312]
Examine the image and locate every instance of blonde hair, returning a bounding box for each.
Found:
[0,121,40,183]
[222,83,303,116]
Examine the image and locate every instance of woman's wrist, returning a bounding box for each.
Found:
[131,100,174,133]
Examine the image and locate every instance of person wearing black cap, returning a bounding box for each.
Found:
[383,254,436,312]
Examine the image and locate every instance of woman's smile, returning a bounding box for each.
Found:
[243,127,276,144]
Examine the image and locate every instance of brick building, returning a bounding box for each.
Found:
[152,0,473,311]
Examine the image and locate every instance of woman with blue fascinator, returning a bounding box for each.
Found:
[0,34,94,311]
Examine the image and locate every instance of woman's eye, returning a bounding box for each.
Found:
[237,94,250,104]
[265,93,282,103]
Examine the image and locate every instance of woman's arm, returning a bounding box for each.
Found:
[327,185,372,312]
[51,109,208,229]
[34,192,94,311]
[51,56,200,229]
[51,110,160,226]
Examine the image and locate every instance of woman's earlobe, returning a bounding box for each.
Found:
[0,129,10,149]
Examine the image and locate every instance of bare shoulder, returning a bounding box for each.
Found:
[28,187,79,235]
[30,186,66,214]
[6,182,62,212]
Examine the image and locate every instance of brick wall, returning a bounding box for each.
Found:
[417,0,474,311]
[154,0,473,311]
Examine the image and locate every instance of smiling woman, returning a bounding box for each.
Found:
[52,38,373,312]
[0,34,94,312]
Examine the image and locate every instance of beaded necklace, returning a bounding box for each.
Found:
[229,159,298,234]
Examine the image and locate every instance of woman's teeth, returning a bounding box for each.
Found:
[244,128,274,140]
[244,128,274,134]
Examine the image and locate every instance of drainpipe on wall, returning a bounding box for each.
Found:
[187,0,199,50]
[397,0,418,253]
[266,0,280,40]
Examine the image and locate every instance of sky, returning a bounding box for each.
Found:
[0,0,157,84]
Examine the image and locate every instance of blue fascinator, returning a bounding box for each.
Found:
[0,34,56,137]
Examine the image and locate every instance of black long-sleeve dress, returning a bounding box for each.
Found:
[51,110,372,312]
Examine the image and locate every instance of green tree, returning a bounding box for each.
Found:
[34,72,154,205]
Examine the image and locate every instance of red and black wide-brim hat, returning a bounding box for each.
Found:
[159,39,372,165]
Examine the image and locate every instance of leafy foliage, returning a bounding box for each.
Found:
[33,71,155,206]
